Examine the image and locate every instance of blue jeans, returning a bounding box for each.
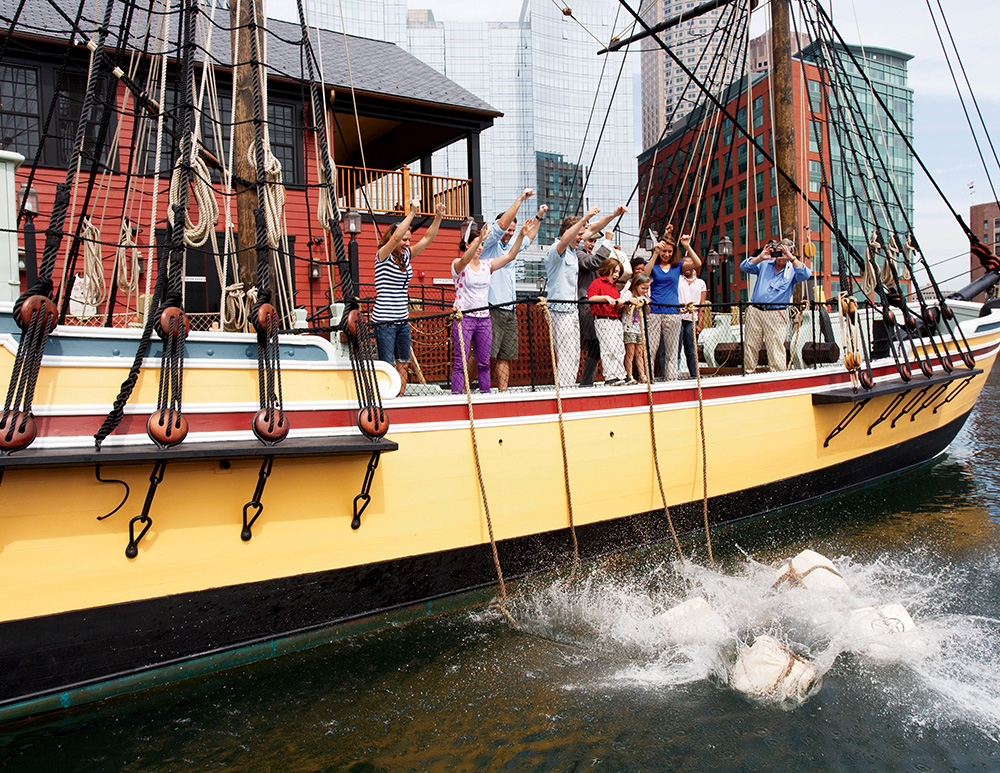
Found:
[373,320,411,364]
[681,319,697,377]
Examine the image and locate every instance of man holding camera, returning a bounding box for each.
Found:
[740,237,811,372]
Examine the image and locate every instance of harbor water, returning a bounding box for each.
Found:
[2,371,1000,771]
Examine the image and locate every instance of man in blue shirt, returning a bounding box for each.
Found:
[740,238,811,372]
[545,206,601,387]
[485,189,546,391]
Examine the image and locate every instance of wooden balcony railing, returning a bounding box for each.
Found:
[337,164,470,219]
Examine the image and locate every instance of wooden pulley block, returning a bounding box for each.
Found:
[343,309,360,340]
[147,408,188,446]
[802,241,816,259]
[252,407,290,444]
[253,303,278,335]
[843,352,861,370]
[18,295,58,333]
[155,306,190,339]
[0,410,36,451]
[357,406,389,439]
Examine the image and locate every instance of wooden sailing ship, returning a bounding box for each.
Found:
[0,0,998,723]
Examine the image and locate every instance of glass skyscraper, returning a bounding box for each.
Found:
[801,42,914,260]
[294,0,639,246]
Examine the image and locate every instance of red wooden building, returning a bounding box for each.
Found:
[2,0,500,328]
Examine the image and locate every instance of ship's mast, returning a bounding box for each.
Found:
[230,0,265,292]
[770,0,798,243]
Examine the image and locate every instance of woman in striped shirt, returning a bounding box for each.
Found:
[373,201,446,394]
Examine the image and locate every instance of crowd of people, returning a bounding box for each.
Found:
[371,191,811,395]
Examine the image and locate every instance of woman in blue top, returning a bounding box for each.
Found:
[373,201,445,395]
[641,227,701,381]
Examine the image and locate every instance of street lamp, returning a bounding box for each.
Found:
[716,237,733,306]
[17,183,38,287]
[342,207,361,294]
[706,249,720,306]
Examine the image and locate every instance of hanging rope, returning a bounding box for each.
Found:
[684,302,714,568]
[638,303,685,564]
[168,136,219,248]
[80,216,108,309]
[115,218,140,297]
[538,298,581,579]
[453,309,516,626]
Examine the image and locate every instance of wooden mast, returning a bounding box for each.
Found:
[230,0,264,294]
[770,0,797,243]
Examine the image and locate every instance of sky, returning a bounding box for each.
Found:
[288,0,1000,288]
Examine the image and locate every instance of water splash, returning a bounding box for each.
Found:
[497,546,1000,735]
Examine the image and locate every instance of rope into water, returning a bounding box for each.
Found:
[684,301,714,569]
[538,298,581,580]
[638,304,685,565]
[452,309,517,627]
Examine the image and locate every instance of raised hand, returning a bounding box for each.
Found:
[522,188,536,199]
[613,205,628,217]
[435,202,446,216]
[585,206,601,220]
[536,203,549,219]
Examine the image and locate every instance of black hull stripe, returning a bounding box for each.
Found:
[0,409,972,721]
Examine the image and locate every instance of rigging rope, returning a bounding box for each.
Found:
[538,298,581,580]
[638,303,685,564]
[453,309,516,626]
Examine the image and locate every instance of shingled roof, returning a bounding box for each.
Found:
[0,0,500,118]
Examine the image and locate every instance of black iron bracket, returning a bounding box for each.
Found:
[241,455,274,542]
[126,460,166,559]
[867,391,908,435]
[352,451,381,530]
[891,386,931,428]
[934,375,976,414]
[911,383,950,421]
[95,464,130,520]
[824,398,871,448]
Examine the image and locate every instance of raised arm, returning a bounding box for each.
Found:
[497,188,535,232]
[527,204,548,242]
[376,208,417,262]
[493,218,535,271]
[451,228,485,276]
[583,205,627,240]
[642,241,666,276]
[679,233,701,270]
[411,202,447,259]
[557,206,599,253]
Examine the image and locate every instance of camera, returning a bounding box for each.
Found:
[767,240,781,257]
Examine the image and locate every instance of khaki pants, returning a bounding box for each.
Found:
[743,306,788,372]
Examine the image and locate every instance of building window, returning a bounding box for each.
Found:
[807,79,823,110]
[0,64,40,159]
[808,120,822,155]
[723,185,733,215]
[752,95,764,128]
[0,61,116,170]
[809,160,822,193]
[737,143,747,174]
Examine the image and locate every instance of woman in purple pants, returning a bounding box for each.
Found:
[451,219,534,393]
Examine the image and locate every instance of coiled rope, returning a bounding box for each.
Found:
[453,309,516,626]
[538,297,580,579]
[638,303,685,564]
[168,136,219,248]
[80,217,108,309]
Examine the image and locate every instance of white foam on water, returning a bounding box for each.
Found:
[496,546,1000,734]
